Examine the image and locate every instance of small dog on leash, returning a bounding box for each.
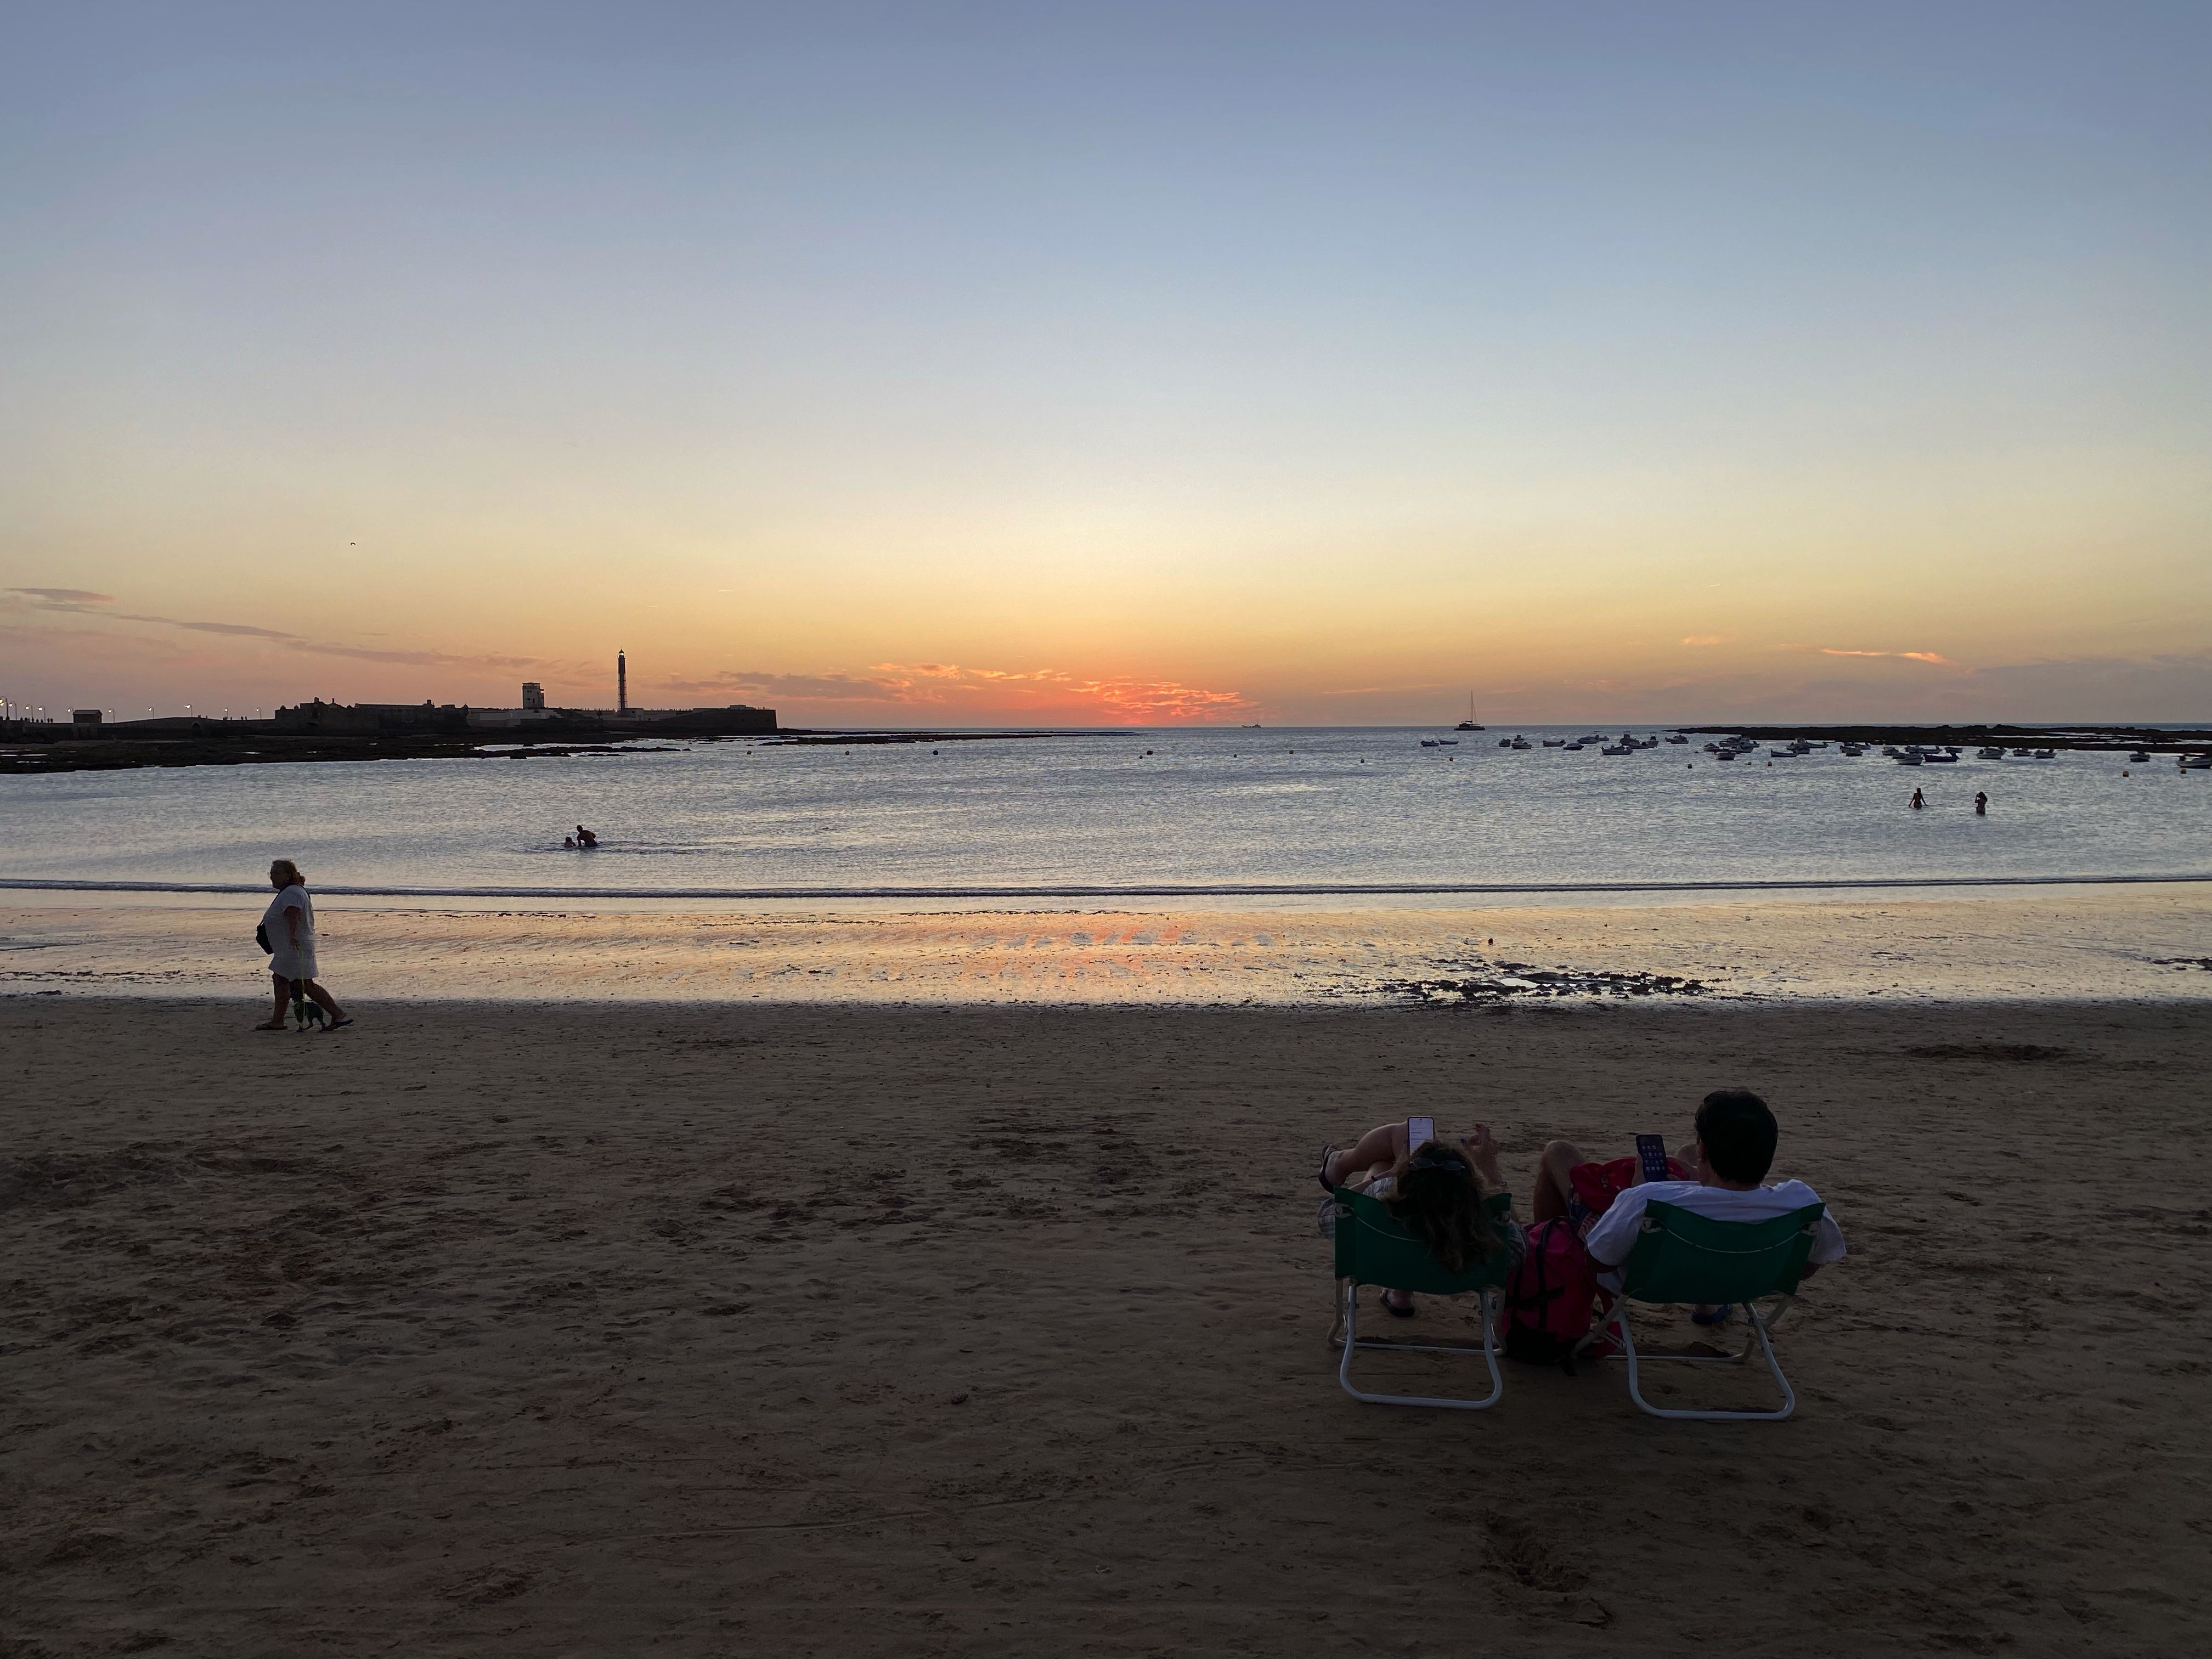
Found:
[294,997,328,1031]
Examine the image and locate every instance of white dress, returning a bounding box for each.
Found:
[263,885,319,980]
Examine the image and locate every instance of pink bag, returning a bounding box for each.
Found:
[1504,1217,1600,1369]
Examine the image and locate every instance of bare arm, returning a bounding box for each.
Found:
[1463,1124,1509,1215]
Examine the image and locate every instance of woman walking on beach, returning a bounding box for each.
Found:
[256,859,352,1032]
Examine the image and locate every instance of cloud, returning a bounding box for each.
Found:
[1317,682,1452,697]
[166,619,298,639]
[8,587,116,606]
[5,591,552,675]
[1814,647,1955,667]
[661,669,909,703]
[1680,635,1727,647]
[662,662,1256,720]
[868,662,1256,718]
[1080,678,1257,719]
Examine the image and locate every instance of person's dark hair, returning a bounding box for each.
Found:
[1696,1089,1778,1183]
[1384,1141,1498,1271]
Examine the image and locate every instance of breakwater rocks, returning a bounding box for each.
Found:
[1687,722,2212,755]
[1379,961,1713,1006]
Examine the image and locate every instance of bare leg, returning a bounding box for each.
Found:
[1532,1138,1586,1224]
[1325,1121,1420,1313]
[1323,1121,1409,1188]
[255,975,290,1031]
[302,980,348,1023]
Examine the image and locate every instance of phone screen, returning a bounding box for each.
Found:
[1635,1133,1671,1184]
[1405,1116,1436,1155]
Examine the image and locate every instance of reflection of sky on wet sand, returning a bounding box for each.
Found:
[4,885,2209,1007]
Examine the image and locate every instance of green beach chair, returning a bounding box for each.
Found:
[1599,1199,1825,1422]
[1332,1187,1516,1410]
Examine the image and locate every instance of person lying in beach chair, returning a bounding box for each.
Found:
[1551,1090,1847,1420]
[1320,1124,1525,1408]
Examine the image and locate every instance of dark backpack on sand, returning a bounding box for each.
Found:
[1504,1217,1600,1370]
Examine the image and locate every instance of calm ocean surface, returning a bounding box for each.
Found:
[2,726,2205,895]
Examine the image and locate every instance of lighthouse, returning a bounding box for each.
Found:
[617,650,628,715]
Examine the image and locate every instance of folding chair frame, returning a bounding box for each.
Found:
[1335,1279,1504,1410]
[1602,1294,1798,1421]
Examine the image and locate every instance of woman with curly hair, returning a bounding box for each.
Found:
[1319,1122,1520,1316]
[254,859,352,1032]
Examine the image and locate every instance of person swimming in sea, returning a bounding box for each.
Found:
[1910,788,1925,810]
[575,824,599,848]
[1974,791,1988,816]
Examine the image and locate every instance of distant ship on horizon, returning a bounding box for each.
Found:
[1455,692,1485,732]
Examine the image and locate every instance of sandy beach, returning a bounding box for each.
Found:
[4,994,2208,1655]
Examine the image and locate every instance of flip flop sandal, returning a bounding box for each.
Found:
[325,1017,355,1031]
[1690,1304,1736,1327]
[1315,1144,1340,1193]
[1381,1291,1417,1319]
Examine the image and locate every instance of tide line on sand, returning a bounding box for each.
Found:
[3,872,2210,900]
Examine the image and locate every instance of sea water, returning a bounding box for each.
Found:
[1,726,2204,895]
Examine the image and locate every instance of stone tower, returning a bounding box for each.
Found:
[617,650,627,715]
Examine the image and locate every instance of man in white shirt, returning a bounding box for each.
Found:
[1568,1090,1846,1293]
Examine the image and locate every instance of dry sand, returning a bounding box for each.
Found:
[4,995,2209,1656]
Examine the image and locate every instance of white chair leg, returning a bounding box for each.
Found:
[1612,1300,1797,1421]
[1337,1284,1504,1410]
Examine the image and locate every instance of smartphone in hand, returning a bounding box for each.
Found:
[1405,1116,1436,1156]
[1635,1133,1671,1184]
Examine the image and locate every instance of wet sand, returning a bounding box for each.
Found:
[4,995,2208,1655]
[4,881,2211,1004]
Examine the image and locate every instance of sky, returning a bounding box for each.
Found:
[3,2,2208,726]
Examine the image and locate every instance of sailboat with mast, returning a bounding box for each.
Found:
[1455,692,1484,732]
